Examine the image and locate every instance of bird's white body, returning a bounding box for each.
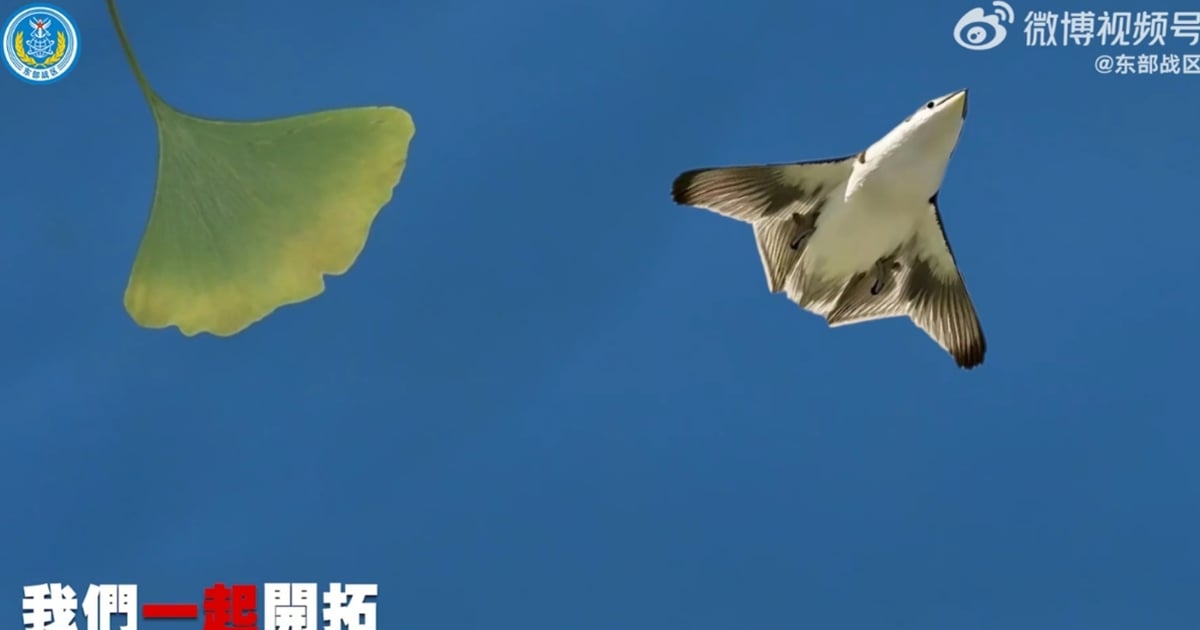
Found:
[671,90,986,368]
[801,184,925,281]
[806,91,967,282]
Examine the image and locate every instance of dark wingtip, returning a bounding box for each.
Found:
[954,335,987,369]
[671,169,703,205]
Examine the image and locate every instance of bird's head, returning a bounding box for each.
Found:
[889,89,968,159]
[850,89,969,199]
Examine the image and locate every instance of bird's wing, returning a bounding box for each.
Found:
[671,157,855,292]
[824,261,912,327]
[670,157,855,223]
[784,268,850,318]
[751,217,819,294]
[902,195,986,369]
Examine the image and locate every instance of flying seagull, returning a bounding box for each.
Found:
[671,90,985,369]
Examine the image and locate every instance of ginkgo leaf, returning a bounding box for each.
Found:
[124,104,414,336]
[107,0,415,336]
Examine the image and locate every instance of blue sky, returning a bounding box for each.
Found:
[2,0,1199,628]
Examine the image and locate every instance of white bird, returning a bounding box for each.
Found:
[671,89,986,369]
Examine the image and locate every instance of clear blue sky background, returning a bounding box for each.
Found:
[2,0,1199,627]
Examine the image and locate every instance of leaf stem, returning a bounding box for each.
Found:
[105,0,159,105]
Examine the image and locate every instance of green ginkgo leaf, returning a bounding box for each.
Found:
[107,0,415,336]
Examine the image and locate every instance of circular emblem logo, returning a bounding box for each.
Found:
[3,4,79,84]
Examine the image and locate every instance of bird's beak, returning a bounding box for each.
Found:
[937,89,969,120]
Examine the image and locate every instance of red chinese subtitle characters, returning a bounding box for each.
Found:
[202,584,258,630]
[143,603,199,619]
